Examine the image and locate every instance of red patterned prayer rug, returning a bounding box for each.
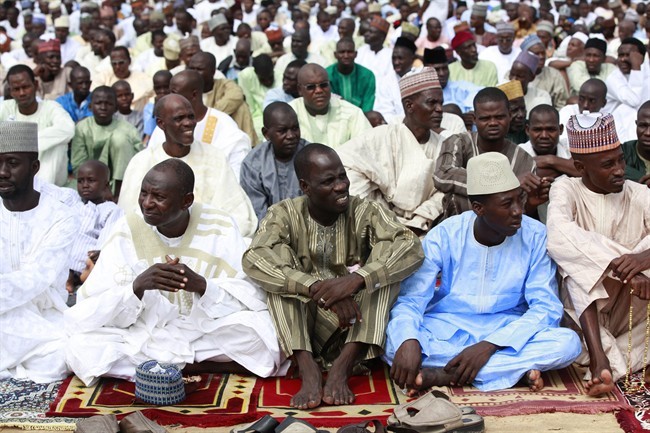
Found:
[616,373,650,433]
[46,373,259,427]
[46,364,631,428]
[254,364,629,427]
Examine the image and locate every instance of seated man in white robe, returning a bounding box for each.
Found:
[118,94,258,237]
[147,70,251,181]
[65,159,285,386]
[547,112,650,396]
[386,152,581,394]
[338,67,448,235]
[0,121,77,383]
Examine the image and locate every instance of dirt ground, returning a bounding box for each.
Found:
[0,412,623,433]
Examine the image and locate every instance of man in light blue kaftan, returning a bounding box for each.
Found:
[385,152,581,393]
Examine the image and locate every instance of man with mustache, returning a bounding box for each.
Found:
[386,152,581,394]
[338,67,449,235]
[243,143,423,409]
[547,112,650,396]
[434,87,546,221]
[117,94,257,237]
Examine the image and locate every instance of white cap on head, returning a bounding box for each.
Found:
[0,121,39,154]
[467,152,520,195]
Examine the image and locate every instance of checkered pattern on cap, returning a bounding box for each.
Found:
[567,112,620,154]
[399,67,441,99]
[0,121,38,154]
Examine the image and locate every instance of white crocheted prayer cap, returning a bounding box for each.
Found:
[0,121,38,154]
[467,152,521,195]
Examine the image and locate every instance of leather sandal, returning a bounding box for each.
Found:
[387,391,484,433]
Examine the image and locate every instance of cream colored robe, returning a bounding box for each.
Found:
[338,123,445,231]
[547,177,650,380]
[117,140,258,237]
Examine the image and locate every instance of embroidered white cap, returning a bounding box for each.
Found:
[467,152,521,196]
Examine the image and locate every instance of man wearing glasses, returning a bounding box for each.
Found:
[289,64,370,148]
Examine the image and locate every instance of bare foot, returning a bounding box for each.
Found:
[526,370,544,392]
[586,368,615,396]
[291,352,323,409]
[406,368,455,397]
[323,366,354,405]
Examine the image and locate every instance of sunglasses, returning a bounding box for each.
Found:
[302,81,330,91]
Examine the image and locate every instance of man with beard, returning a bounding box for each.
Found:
[243,143,423,409]
[34,39,69,100]
[338,67,448,235]
[547,112,650,396]
[386,152,581,394]
[622,101,650,185]
[0,121,77,383]
[117,94,257,237]
[567,38,615,97]
[498,80,528,145]
[290,64,370,148]
[434,87,545,220]
[0,65,74,186]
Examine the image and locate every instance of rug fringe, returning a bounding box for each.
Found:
[0,421,75,431]
[616,409,643,433]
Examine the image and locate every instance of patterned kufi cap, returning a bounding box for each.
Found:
[520,34,543,52]
[0,121,38,154]
[567,112,620,154]
[514,49,539,74]
[208,13,229,31]
[179,35,200,50]
[471,3,488,17]
[536,20,554,35]
[369,14,390,33]
[38,38,61,53]
[467,152,521,195]
[135,361,185,406]
[497,80,524,100]
[399,66,441,99]
[496,22,515,35]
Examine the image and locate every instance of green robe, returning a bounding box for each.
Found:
[622,140,650,182]
[326,63,376,113]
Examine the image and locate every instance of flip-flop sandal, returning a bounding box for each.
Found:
[336,420,387,433]
[387,391,484,433]
[231,415,280,433]
[275,416,329,433]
